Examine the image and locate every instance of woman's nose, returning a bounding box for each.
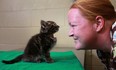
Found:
[68,28,74,37]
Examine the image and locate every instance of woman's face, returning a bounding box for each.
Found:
[68,8,97,50]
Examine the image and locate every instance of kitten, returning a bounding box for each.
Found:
[2,20,59,64]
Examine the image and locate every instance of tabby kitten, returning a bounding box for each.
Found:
[2,20,59,64]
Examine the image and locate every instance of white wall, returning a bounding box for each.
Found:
[110,0,116,9]
[0,0,75,50]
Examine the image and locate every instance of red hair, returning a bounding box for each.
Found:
[70,0,116,21]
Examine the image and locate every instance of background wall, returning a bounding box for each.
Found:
[0,0,75,50]
[110,0,116,9]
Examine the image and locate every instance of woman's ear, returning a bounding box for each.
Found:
[94,16,105,32]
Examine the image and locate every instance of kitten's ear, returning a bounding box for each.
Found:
[41,20,45,25]
[41,20,45,24]
[41,20,47,28]
[40,20,48,33]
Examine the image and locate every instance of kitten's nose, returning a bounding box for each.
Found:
[57,25,60,28]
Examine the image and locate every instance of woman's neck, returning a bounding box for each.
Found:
[96,28,112,52]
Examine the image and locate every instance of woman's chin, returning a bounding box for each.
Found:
[74,42,83,50]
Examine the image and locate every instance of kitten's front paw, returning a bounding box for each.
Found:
[45,58,54,63]
[36,59,41,63]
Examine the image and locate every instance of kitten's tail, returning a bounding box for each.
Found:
[2,54,23,64]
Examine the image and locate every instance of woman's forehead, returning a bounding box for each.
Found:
[68,8,79,16]
[68,8,84,22]
[68,9,79,21]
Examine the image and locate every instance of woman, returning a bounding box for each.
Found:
[68,0,116,70]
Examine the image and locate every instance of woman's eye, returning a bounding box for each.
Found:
[71,25,77,27]
[69,23,77,27]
